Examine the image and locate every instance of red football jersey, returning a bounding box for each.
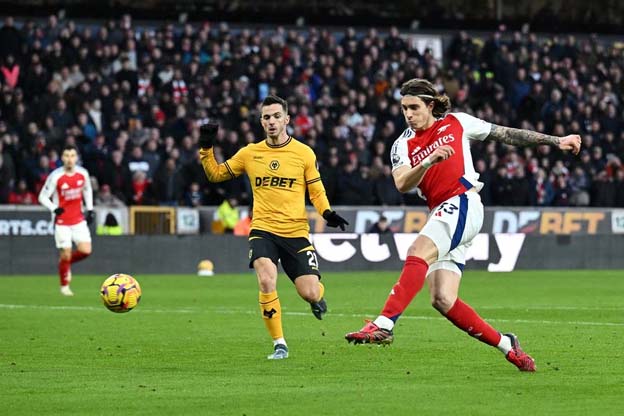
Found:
[38,166,93,225]
[390,112,492,210]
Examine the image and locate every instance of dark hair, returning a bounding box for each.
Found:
[261,95,288,114]
[400,78,451,118]
[62,144,79,153]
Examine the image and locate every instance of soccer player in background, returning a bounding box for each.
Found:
[38,144,94,296]
[345,79,581,371]
[199,95,348,360]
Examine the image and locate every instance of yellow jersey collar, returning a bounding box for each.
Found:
[266,136,293,148]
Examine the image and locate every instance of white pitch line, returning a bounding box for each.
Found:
[476,305,624,311]
[213,309,624,327]
[1,303,623,327]
[0,304,196,314]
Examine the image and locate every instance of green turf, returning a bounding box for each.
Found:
[1,270,623,415]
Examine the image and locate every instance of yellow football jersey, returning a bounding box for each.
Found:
[199,137,331,238]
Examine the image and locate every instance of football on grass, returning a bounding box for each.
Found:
[100,274,142,313]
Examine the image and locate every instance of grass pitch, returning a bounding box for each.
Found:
[1,270,623,415]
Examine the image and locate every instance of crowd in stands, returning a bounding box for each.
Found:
[0,14,623,208]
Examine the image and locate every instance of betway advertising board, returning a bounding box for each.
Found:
[0,208,54,236]
[305,207,617,235]
[2,206,620,236]
[310,233,525,272]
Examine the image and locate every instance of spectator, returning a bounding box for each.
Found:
[319,151,340,204]
[216,196,240,233]
[568,167,591,206]
[184,182,203,207]
[95,184,126,208]
[374,165,403,206]
[130,170,153,205]
[143,138,161,179]
[102,149,132,202]
[552,175,573,206]
[31,154,52,194]
[337,161,372,205]
[96,213,123,236]
[491,166,513,205]
[0,154,15,202]
[1,54,20,89]
[530,168,555,206]
[368,215,392,234]
[153,158,184,205]
[127,145,150,176]
[8,179,37,204]
[510,167,531,206]
[591,171,616,207]
[0,17,22,59]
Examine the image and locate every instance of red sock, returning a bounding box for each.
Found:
[58,259,71,286]
[444,298,502,346]
[381,256,428,322]
[71,250,90,264]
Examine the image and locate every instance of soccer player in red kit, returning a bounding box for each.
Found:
[345,79,581,371]
[38,144,94,296]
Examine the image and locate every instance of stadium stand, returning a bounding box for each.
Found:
[0,14,622,207]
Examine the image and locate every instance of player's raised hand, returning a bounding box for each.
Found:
[558,134,581,155]
[197,119,219,149]
[427,145,455,166]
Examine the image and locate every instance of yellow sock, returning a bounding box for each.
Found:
[259,291,283,340]
[317,281,325,302]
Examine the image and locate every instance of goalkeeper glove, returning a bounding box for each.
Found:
[198,120,219,149]
[322,210,349,231]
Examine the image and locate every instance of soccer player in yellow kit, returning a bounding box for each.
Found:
[199,95,348,360]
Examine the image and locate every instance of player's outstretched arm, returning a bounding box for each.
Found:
[197,122,241,182]
[487,124,581,154]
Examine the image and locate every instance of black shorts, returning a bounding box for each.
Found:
[248,229,321,282]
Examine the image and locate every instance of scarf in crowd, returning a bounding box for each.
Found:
[172,79,188,103]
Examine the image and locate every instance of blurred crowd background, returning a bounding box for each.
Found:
[0,4,623,208]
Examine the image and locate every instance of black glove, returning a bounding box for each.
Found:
[86,210,95,225]
[198,120,219,149]
[54,207,64,216]
[322,210,349,231]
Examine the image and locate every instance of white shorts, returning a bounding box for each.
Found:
[54,221,92,249]
[419,192,484,277]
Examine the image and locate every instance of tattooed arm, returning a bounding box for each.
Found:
[486,124,581,154]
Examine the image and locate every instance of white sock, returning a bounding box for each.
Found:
[273,338,286,347]
[373,315,395,331]
[497,334,512,354]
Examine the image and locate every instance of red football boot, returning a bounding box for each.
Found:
[345,320,394,345]
[504,333,536,372]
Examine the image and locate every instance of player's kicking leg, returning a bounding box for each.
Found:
[428,267,535,372]
[345,237,436,344]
